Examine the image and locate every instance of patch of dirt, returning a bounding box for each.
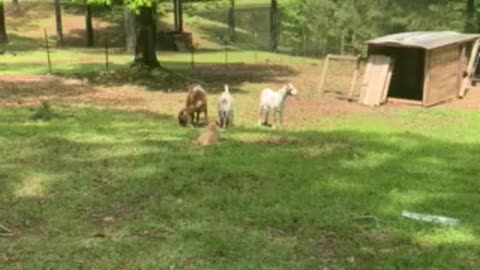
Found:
[6,62,471,128]
[441,86,480,109]
[5,1,124,48]
[315,232,338,258]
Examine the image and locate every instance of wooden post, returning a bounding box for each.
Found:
[458,45,466,92]
[303,26,307,63]
[254,31,258,64]
[340,32,345,55]
[422,51,430,105]
[44,29,52,74]
[348,57,360,98]
[224,36,229,66]
[381,58,395,104]
[104,34,109,71]
[191,43,195,70]
[318,54,331,94]
[460,38,480,97]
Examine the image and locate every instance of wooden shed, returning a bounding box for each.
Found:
[359,32,480,107]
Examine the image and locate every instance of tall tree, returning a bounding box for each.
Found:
[465,0,476,32]
[173,0,183,32]
[124,7,136,52]
[228,0,235,41]
[0,1,7,44]
[134,4,159,67]
[270,0,278,51]
[85,0,94,46]
[12,0,18,12]
[54,0,64,46]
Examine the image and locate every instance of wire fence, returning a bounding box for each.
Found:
[2,1,367,84]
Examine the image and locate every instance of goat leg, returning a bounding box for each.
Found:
[195,111,200,126]
[272,110,277,129]
[258,107,264,126]
[204,107,208,125]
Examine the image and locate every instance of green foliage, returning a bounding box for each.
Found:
[31,101,57,121]
[279,0,479,55]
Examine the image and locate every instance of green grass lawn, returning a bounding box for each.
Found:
[1,106,480,269]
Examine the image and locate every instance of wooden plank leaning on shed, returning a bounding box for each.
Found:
[359,55,393,107]
[460,38,480,97]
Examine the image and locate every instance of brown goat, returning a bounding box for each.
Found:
[185,84,208,126]
[178,107,192,127]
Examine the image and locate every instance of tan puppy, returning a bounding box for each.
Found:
[196,122,220,146]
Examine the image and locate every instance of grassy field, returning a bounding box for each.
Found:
[1,106,480,269]
[2,1,480,269]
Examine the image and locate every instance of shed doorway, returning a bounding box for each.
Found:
[387,48,426,101]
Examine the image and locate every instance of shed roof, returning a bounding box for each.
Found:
[366,31,480,49]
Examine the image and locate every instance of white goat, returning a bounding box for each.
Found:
[258,83,298,127]
[217,84,234,128]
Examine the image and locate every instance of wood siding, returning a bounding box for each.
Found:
[424,44,461,106]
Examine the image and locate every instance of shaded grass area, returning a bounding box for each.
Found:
[1,48,319,75]
[1,107,480,269]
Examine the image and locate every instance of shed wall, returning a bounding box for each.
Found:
[424,44,461,106]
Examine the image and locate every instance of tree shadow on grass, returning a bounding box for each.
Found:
[1,34,44,53]
[51,62,298,94]
[0,77,95,105]
[64,26,126,49]
[1,108,480,268]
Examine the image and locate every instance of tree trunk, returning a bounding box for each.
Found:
[228,0,235,41]
[12,0,19,12]
[134,5,160,68]
[270,0,278,51]
[173,0,183,32]
[125,8,136,53]
[0,2,7,44]
[85,1,94,46]
[178,1,183,32]
[54,0,64,47]
[466,0,476,33]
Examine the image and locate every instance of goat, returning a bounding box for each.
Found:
[185,83,208,126]
[196,121,220,146]
[258,83,298,128]
[217,84,234,128]
[178,107,192,127]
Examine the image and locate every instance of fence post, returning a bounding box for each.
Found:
[104,33,109,72]
[318,54,331,94]
[191,43,195,70]
[254,31,258,64]
[224,36,229,66]
[44,29,52,74]
[303,26,307,64]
